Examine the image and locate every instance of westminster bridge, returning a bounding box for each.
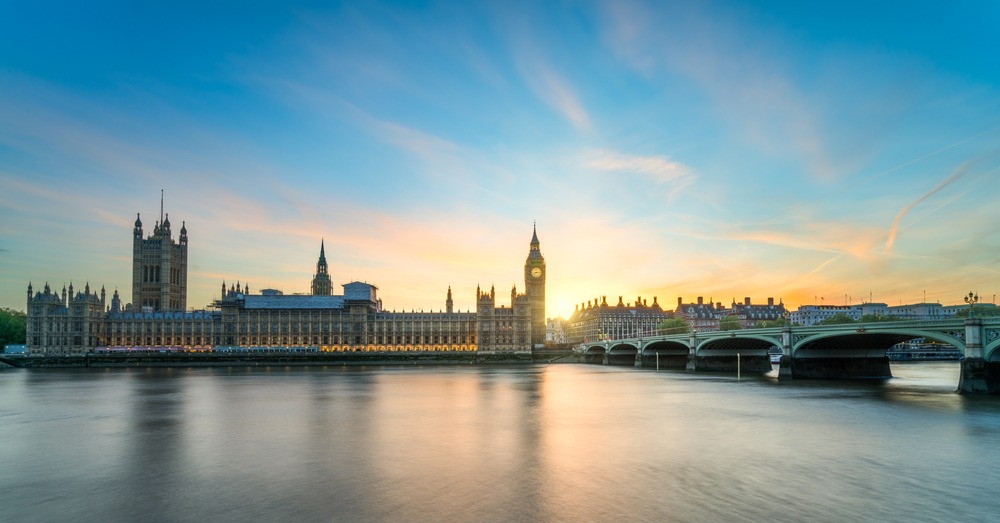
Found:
[575,317,1000,393]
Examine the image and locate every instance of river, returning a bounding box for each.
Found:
[2,362,999,522]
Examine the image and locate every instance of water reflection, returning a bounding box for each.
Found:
[2,364,1000,522]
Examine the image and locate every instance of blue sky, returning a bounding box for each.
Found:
[2,0,999,318]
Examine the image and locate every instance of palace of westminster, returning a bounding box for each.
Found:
[25,207,548,355]
[24,205,805,356]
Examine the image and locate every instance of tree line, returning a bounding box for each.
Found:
[0,308,27,347]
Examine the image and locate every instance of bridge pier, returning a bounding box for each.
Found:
[778,327,793,381]
[958,318,1000,393]
[685,332,697,372]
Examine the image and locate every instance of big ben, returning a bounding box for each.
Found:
[524,223,546,348]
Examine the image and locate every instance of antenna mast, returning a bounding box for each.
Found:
[160,189,164,224]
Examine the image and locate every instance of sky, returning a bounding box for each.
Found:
[2,0,1000,319]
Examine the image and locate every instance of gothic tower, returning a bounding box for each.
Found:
[524,223,546,348]
[131,201,188,311]
[311,239,333,296]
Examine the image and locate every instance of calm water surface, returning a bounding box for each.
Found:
[2,362,1000,522]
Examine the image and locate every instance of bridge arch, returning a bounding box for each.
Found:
[583,344,607,364]
[606,342,639,365]
[792,328,966,358]
[695,333,780,355]
[686,333,777,373]
[636,340,690,368]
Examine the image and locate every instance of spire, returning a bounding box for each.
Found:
[311,239,332,295]
[527,222,543,258]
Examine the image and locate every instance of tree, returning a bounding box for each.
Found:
[719,315,742,331]
[818,313,857,325]
[0,308,27,346]
[756,318,789,328]
[657,318,691,335]
[954,305,1000,318]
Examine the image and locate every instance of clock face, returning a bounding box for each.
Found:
[531,267,542,278]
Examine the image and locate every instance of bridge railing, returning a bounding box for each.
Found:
[585,317,988,346]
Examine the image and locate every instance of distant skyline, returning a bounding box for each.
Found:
[2,1,1000,318]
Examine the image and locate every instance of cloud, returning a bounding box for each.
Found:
[583,150,696,201]
[515,49,591,131]
[884,161,972,253]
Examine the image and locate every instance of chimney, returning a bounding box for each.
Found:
[768,297,774,306]
[697,296,703,305]
[677,297,683,307]
[745,297,751,306]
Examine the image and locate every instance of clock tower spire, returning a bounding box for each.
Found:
[524,222,546,348]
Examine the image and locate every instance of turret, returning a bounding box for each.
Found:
[446,286,454,314]
[134,213,143,240]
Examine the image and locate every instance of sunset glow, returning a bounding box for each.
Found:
[2,1,999,318]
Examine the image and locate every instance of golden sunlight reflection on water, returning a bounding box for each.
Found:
[1,362,999,522]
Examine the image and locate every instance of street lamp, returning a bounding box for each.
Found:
[964,291,980,318]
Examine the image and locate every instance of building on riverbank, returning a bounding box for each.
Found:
[565,295,670,344]
[26,208,543,356]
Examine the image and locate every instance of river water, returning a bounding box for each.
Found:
[2,362,999,522]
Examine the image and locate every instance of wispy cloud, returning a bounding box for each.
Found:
[514,47,591,131]
[884,161,972,253]
[583,150,696,201]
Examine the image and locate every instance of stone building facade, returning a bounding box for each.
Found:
[132,211,188,312]
[26,282,107,354]
[565,295,670,344]
[729,297,787,328]
[26,210,541,355]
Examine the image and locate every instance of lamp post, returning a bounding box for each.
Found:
[964,291,980,318]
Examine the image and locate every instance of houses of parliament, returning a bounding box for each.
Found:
[25,207,546,355]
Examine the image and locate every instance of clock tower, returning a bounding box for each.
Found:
[524,223,546,348]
